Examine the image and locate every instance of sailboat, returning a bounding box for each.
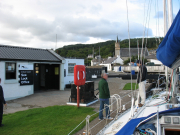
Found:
[67,1,180,135]
[95,1,180,135]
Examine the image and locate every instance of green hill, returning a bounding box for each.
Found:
[55,37,163,65]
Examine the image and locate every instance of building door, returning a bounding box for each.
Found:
[40,65,46,88]
[34,64,60,91]
[46,64,59,89]
[34,63,40,91]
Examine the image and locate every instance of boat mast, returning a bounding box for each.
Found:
[164,0,173,95]
[167,0,173,27]
[137,40,139,60]
[163,0,167,35]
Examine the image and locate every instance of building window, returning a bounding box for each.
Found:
[68,63,75,74]
[5,63,16,79]
[55,67,59,75]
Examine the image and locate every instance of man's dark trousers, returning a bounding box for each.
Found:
[0,103,3,125]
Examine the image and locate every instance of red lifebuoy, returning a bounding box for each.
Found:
[74,65,86,86]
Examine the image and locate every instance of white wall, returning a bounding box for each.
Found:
[64,59,84,88]
[150,59,162,65]
[114,56,124,65]
[99,64,112,71]
[0,61,34,101]
[114,66,121,72]
[91,60,93,66]
[60,63,64,90]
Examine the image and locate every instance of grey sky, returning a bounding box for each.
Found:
[0,0,179,49]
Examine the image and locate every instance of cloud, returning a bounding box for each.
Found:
[0,6,152,44]
[0,0,154,49]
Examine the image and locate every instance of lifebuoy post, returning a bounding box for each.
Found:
[74,65,86,107]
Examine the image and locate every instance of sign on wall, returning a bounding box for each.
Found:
[19,64,34,86]
[19,70,33,85]
[19,64,33,70]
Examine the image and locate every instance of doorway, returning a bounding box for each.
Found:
[34,63,60,91]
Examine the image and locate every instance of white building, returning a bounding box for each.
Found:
[146,54,163,65]
[0,45,65,101]
[64,58,84,88]
[87,54,93,58]
[100,56,124,71]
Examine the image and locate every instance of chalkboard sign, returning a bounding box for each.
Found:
[19,70,33,85]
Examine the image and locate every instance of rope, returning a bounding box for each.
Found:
[89,101,117,118]
[120,89,139,99]
[125,0,133,97]
[142,0,151,64]
[90,119,104,131]
[155,0,158,42]
[67,118,86,135]
[145,0,152,60]
[157,0,161,43]
[90,100,132,132]
[167,69,174,100]
[137,0,152,104]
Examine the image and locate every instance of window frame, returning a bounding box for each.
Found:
[68,63,76,75]
[5,62,17,80]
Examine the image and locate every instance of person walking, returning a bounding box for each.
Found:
[98,73,113,120]
[0,78,7,127]
[136,60,147,107]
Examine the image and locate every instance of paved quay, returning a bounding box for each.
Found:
[3,71,151,135]
[4,89,71,114]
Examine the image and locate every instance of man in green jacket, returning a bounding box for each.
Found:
[98,73,113,120]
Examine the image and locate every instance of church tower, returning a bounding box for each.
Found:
[115,36,120,57]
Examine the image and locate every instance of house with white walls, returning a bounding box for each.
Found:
[64,58,84,88]
[100,55,123,71]
[0,45,65,101]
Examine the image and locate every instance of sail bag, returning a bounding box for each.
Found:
[156,10,180,67]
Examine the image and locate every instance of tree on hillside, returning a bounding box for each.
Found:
[55,37,162,59]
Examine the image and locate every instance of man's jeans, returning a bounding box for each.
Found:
[99,99,110,119]
[0,103,3,125]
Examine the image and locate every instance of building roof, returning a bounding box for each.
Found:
[145,54,157,59]
[92,58,107,63]
[103,57,117,64]
[92,59,101,62]
[120,48,149,57]
[0,45,64,62]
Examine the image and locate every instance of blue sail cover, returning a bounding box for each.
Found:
[156,9,180,67]
[115,107,180,135]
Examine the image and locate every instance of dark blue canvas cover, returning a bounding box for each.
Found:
[115,107,180,135]
[156,9,180,67]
